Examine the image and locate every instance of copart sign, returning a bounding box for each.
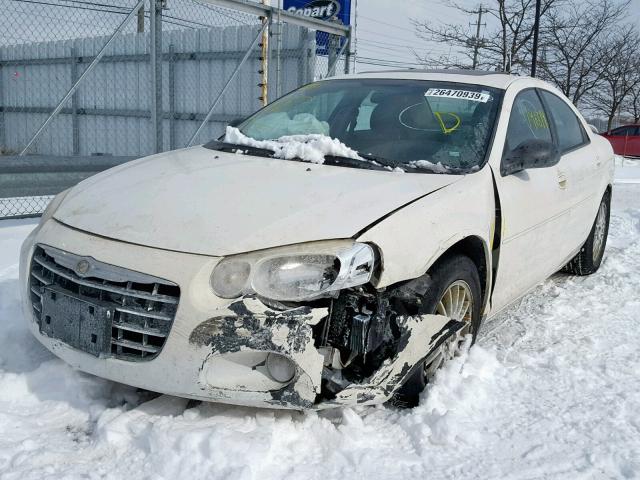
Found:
[283,0,351,25]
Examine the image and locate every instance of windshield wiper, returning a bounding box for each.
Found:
[204,140,275,158]
[356,152,399,169]
[323,155,389,171]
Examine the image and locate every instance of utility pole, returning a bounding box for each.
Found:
[259,0,269,106]
[531,0,541,77]
[470,6,485,70]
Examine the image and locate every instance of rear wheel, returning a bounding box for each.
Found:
[390,254,482,408]
[564,191,610,276]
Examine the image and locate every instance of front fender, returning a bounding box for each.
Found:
[358,168,494,290]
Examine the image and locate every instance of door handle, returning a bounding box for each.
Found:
[557,172,568,188]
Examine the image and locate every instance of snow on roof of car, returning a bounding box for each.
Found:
[329,69,522,90]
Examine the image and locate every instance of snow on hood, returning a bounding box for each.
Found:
[407,160,451,174]
[53,146,462,256]
[224,126,361,164]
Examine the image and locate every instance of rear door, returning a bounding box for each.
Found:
[490,88,573,313]
[538,89,602,248]
[625,126,640,157]
[605,126,634,156]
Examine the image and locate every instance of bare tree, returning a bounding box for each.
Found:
[536,0,629,106]
[584,29,640,131]
[624,85,640,123]
[413,0,561,72]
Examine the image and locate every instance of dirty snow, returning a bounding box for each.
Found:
[225,126,361,164]
[1,180,640,479]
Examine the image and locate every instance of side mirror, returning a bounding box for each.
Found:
[502,139,560,176]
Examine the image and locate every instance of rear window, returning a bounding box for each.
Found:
[539,90,588,152]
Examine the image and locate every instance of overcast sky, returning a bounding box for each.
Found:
[354,0,640,72]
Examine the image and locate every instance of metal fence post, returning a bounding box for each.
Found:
[70,48,80,155]
[168,44,176,151]
[344,28,352,74]
[150,0,163,153]
[0,51,5,153]
[186,22,267,147]
[327,33,350,78]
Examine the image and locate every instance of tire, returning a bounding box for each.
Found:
[564,191,611,276]
[390,254,482,408]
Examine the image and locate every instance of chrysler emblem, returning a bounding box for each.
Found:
[76,259,90,276]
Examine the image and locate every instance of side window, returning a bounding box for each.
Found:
[539,90,588,152]
[504,89,552,153]
[611,126,633,136]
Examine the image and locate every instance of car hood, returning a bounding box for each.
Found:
[54,146,462,256]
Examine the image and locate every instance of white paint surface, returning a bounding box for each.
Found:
[1,182,639,478]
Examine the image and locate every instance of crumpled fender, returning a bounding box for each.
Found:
[189,297,460,409]
[317,314,461,408]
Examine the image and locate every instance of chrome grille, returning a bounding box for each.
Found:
[29,245,180,361]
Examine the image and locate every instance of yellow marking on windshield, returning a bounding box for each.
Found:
[434,111,461,135]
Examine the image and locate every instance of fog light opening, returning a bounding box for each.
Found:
[266,353,296,383]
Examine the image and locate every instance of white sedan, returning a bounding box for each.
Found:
[20,70,614,409]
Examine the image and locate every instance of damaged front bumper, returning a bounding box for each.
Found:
[20,220,459,410]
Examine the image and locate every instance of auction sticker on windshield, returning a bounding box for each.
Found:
[425,88,490,103]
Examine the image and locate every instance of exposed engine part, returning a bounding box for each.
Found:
[315,276,438,400]
[323,288,395,361]
[349,313,371,354]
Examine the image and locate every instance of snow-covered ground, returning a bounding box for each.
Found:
[1,182,640,479]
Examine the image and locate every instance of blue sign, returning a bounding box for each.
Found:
[282,0,351,54]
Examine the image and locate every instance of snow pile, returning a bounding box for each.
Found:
[614,154,640,184]
[225,126,361,164]
[407,159,451,173]
[239,112,331,139]
[1,185,640,478]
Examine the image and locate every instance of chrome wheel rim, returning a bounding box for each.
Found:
[423,280,473,381]
[592,201,608,261]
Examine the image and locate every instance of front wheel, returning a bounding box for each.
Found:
[564,191,611,276]
[390,254,482,408]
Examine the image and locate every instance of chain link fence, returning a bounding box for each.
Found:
[0,0,352,218]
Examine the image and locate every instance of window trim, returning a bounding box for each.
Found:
[537,88,590,155]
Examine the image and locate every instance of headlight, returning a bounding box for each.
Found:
[39,189,70,225]
[211,242,376,301]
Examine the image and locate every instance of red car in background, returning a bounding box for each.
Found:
[601,125,640,158]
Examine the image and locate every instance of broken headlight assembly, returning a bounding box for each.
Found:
[211,242,376,301]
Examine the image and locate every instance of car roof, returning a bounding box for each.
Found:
[329,69,524,90]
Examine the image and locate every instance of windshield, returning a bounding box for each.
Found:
[233,79,503,173]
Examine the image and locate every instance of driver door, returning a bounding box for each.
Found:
[490,88,573,313]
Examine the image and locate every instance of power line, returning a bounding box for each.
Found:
[358,14,412,32]
[358,38,451,56]
[356,55,425,66]
[356,46,421,64]
[358,28,423,45]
